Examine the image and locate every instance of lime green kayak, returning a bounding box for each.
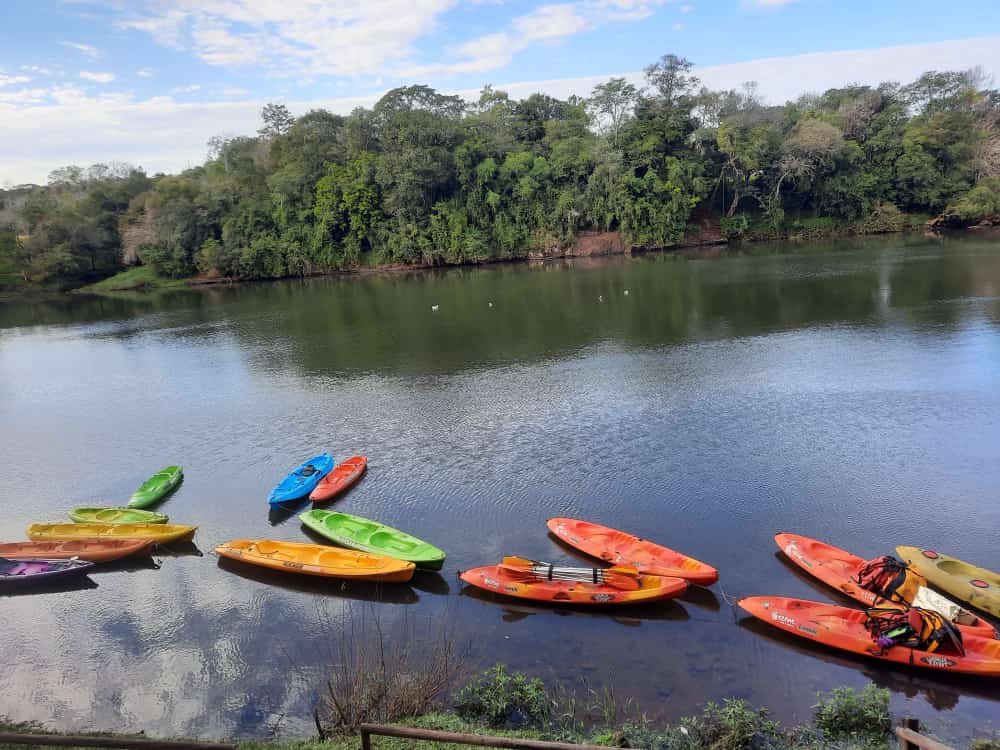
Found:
[128,466,183,508]
[299,509,446,570]
[70,506,169,524]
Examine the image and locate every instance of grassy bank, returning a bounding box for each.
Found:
[73,265,191,294]
[8,671,999,750]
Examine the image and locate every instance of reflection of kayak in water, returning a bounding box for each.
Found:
[461,582,689,625]
[740,596,1000,676]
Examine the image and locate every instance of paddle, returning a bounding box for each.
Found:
[500,556,641,591]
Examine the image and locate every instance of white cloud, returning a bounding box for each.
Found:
[672,22,685,30]
[80,71,116,83]
[116,0,459,77]
[172,84,203,93]
[0,74,32,87]
[221,87,250,97]
[2,36,999,185]
[21,65,53,75]
[404,0,654,77]
[136,68,155,78]
[745,0,797,6]
[680,3,694,12]
[60,41,101,58]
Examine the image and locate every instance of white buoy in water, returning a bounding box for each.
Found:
[598,295,603,302]
[488,302,493,307]
[624,289,629,296]
[431,305,439,311]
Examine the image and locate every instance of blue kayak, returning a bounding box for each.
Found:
[268,454,335,505]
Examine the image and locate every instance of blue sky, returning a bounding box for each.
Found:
[2,0,1000,183]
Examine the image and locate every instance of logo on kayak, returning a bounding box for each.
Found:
[504,586,519,593]
[971,579,990,589]
[920,655,956,668]
[482,576,500,589]
[771,612,796,627]
[798,625,818,635]
[785,542,813,568]
[922,550,939,559]
[591,593,615,603]
[283,561,304,569]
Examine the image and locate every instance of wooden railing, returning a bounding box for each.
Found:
[359,724,640,750]
[895,718,955,750]
[0,733,235,750]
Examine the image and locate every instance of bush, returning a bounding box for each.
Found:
[942,177,1000,224]
[857,202,904,234]
[813,686,891,741]
[720,214,750,239]
[455,665,552,728]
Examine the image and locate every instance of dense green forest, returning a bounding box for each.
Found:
[2,54,999,286]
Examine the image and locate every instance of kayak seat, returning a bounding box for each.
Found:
[370,531,416,553]
[256,541,282,555]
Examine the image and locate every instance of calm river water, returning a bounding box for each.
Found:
[2,232,1000,741]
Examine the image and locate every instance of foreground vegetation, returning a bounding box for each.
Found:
[6,669,1000,750]
[1,56,999,288]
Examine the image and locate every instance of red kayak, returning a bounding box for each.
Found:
[309,455,367,502]
[775,533,996,640]
[547,517,718,585]
[740,596,1000,676]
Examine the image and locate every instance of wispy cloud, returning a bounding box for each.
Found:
[404,0,663,77]
[116,0,459,77]
[680,3,694,12]
[80,71,116,83]
[60,41,101,58]
[136,68,154,78]
[21,65,53,75]
[171,84,202,94]
[745,0,798,6]
[0,73,32,87]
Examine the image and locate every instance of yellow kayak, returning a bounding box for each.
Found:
[897,545,1000,619]
[216,539,415,582]
[27,522,197,544]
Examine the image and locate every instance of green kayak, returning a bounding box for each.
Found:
[70,506,169,524]
[128,466,183,508]
[299,509,446,570]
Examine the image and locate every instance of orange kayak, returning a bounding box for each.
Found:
[775,533,996,640]
[309,455,367,502]
[460,564,687,605]
[547,517,718,585]
[740,596,1000,676]
[216,539,414,582]
[0,539,155,562]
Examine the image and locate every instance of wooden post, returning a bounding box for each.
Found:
[900,718,920,750]
[361,726,372,750]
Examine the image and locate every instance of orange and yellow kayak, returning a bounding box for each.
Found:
[460,563,687,605]
[27,522,196,544]
[740,596,1000,676]
[775,533,995,639]
[547,517,718,585]
[216,539,415,582]
[0,539,155,562]
[309,455,367,502]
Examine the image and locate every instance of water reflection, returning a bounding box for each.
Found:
[0,576,99,597]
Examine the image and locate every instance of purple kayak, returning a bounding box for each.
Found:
[0,556,94,584]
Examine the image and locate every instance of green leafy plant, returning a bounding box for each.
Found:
[455,665,552,728]
[812,685,891,741]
